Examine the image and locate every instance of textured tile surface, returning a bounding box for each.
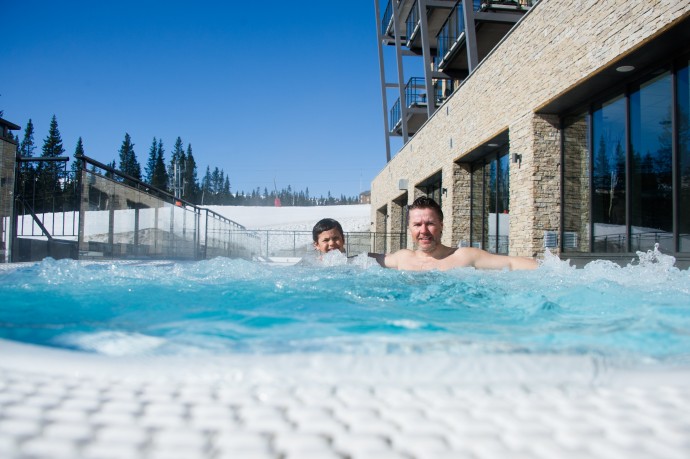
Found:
[1,340,689,459]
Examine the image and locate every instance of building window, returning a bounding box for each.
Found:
[630,71,673,252]
[470,149,509,254]
[563,57,690,254]
[416,172,443,208]
[592,95,627,252]
[678,59,690,252]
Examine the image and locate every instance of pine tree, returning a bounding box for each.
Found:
[152,139,168,191]
[168,137,185,196]
[41,115,65,159]
[211,167,221,196]
[18,120,37,197]
[201,166,212,205]
[183,144,199,203]
[118,133,141,184]
[36,115,66,211]
[223,176,231,204]
[19,119,36,158]
[105,159,117,179]
[144,137,158,183]
[70,137,85,176]
[61,137,85,211]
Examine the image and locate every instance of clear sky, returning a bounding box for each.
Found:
[2,1,392,199]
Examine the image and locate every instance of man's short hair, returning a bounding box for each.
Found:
[408,196,443,221]
[312,218,344,242]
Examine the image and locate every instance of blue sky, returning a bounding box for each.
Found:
[2,1,394,198]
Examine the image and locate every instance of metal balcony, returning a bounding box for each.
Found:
[404,0,457,53]
[436,0,534,77]
[389,77,431,136]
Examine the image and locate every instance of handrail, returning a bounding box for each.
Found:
[15,195,54,241]
[405,0,419,40]
[76,154,247,231]
[389,99,402,131]
[381,0,393,36]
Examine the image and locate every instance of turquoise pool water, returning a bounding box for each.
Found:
[1,249,689,365]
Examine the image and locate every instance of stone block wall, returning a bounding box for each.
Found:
[371,0,690,257]
[0,137,17,260]
[562,114,590,252]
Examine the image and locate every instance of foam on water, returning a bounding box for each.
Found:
[0,248,689,369]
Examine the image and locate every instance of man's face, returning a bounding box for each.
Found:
[314,228,345,253]
[409,207,443,253]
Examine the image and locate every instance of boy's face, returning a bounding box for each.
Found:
[314,228,345,253]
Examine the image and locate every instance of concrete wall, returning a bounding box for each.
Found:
[371,0,690,257]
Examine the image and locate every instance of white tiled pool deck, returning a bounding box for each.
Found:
[1,339,689,459]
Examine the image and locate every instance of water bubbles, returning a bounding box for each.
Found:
[320,250,349,267]
[635,243,677,270]
[1,253,689,363]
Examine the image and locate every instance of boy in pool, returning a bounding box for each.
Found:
[372,196,538,271]
[312,218,346,254]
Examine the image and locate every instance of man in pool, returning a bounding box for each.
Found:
[312,218,346,254]
[374,196,538,271]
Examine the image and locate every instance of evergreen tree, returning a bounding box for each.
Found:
[41,115,65,159]
[104,159,117,179]
[118,133,141,184]
[144,137,158,183]
[211,167,221,196]
[70,137,85,176]
[152,139,168,190]
[168,137,185,196]
[201,166,212,205]
[62,137,85,211]
[223,176,231,204]
[36,115,66,211]
[19,119,36,158]
[183,144,199,203]
[18,120,37,197]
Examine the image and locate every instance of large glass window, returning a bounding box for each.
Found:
[679,60,690,252]
[630,71,673,252]
[563,57,690,255]
[592,95,627,252]
[470,150,509,254]
[417,173,443,207]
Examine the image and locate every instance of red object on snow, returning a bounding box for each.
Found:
[274,197,282,207]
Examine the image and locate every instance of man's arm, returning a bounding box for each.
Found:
[367,252,387,267]
[368,250,407,269]
[459,247,538,271]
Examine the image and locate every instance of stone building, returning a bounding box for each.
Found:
[372,0,690,267]
[0,118,20,262]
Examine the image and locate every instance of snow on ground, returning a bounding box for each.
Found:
[204,204,371,232]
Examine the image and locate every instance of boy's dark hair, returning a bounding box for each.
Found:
[408,196,443,221]
[312,218,344,242]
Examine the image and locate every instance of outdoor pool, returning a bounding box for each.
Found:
[1,248,689,369]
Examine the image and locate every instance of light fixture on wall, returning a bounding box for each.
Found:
[398,179,408,191]
[512,153,522,164]
[442,188,447,196]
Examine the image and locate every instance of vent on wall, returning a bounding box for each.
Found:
[543,231,579,249]
[563,232,578,249]
[544,231,558,248]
